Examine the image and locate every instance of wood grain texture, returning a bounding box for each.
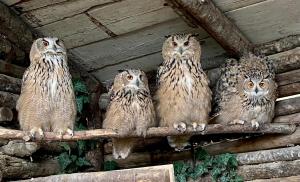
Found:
[225,0,300,44]
[36,14,109,48]
[88,0,178,35]
[213,0,267,12]
[248,175,300,182]
[0,91,19,109]
[0,74,21,94]
[14,0,67,12]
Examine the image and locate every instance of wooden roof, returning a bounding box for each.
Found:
[1,0,299,84]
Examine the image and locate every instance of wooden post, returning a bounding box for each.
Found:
[166,0,253,57]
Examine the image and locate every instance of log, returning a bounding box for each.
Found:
[270,47,300,74]
[0,123,296,142]
[0,91,19,108]
[0,59,25,78]
[276,69,300,86]
[274,112,300,124]
[0,140,39,157]
[275,96,300,116]
[0,36,25,62]
[166,0,253,57]
[278,82,300,98]
[0,74,21,94]
[238,160,300,181]
[14,164,175,182]
[0,154,60,179]
[255,34,300,56]
[0,106,13,122]
[247,175,300,182]
[236,146,300,165]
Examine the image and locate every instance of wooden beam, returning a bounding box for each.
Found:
[247,175,300,182]
[0,123,296,142]
[166,0,253,57]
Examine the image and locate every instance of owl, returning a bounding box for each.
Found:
[17,37,76,138]
[103,69,156,159]
[212,54,277,128]
[155,33,212,151]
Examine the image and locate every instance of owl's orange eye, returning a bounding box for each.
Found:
[127,75,133,80]
[259,82,265,87]
[248,81,254,88]
[43,41,49,46]
[184,41,189,46]
[172,42,177,47]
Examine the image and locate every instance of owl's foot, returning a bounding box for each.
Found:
[136,128,147,138]
[229,119,245,125]
[251,120,260,129]
[191,123,206,131]
[29,127,44,139]
[54,128,74,139]
[173,122,187,133]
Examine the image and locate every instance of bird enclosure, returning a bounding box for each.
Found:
[0,0,300,182]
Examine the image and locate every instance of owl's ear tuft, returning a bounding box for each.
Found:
[191,33,199,37]
[165,34,172,38]
[118,69,126,73]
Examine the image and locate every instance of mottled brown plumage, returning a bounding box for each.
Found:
[103,69,156,159]
[212,54,277,128]
[155,33,212,151]
[17,37,76,137]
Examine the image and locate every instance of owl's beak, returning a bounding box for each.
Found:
[178,47,183,54]
[255,87,258,94]
[135,79,140,87]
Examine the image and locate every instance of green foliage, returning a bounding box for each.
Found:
[104,160,119,171]
[73,79,89,114]
[173,148,243,182]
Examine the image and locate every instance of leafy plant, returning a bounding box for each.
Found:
[104,160,119,171]
[173,148,243,182]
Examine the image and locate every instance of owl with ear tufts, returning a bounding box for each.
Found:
[211,54,277,128]
[17,37,76,138]
[155,33,212,151]
[103,69,156,159]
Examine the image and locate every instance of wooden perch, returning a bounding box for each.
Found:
[0,74,21,94]
[0,123,296,142]
[166,0,253,57]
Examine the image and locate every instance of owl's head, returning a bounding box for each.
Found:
[162,33,201,61]
[30,37,66,62]
[112,69,149,91]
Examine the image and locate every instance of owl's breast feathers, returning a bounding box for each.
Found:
[21,55,73,101]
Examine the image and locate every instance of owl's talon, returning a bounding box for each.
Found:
[66,129,74,137]
[251,120,259,129]
[229,119,245,125]
[192,122,198,131]
[199,124,206,131]
[29,127,44,139]
[173,122,186,133]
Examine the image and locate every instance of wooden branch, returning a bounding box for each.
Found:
[0,154,60,179]
[0,124,295,142]
[255,34,300,56]
[0,60,25,78]
[236,146,300,165]
[247,175,300,182]
[0,74,21,94]
[166,0,253,57]
[15,165,175,182]
[0,91,19,109]
[238,160,300,181]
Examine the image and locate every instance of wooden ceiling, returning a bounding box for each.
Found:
[1,0,299,84]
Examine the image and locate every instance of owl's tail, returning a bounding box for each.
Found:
[112,138,136,159]
[167,136,191,151]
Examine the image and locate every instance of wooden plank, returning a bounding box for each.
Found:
[36,14,109,48]
[21,0,115,27]
[88,0,178,35]
[213,0,266,12]
[225,0,300,44]
[0,0,20,6]
[71,18,215,71]
[167,0,253,57]
[15,165,175,182]
[248,175,300,182]
[14,0,67,12]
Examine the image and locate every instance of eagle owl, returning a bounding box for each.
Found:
[17,37,76,137]
[155,33,212,151]
[103,69,156,159]
[212,54,277,128]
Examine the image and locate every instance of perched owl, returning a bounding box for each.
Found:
[212,54,277,128]
[17,37,76,138]
[103,69,156,159]
[155,33,212,151]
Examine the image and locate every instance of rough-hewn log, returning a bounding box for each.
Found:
[275,96,300,116]
[270,47,300,74]
[276,69,300,86]
[255,34,300,56]
[236,146,300,165]
[0,74,21,94]
[0,36,25,62]
[166,0,253,57]
[248,175,300,182]
[0,59,25,78]
[15,164,175,182]
[0,154,60,179]
[0,123,295,142]
[0,140,39,157]
[0,91,19,108]
[0,2,34,52]
[278,82,300,98]
[274,112,300,124]
[0,106,13,122]
[238,160,300,181]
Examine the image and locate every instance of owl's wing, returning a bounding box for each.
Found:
[211,58,240,117]
[156,64,164,87]
[20,67,31,94]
